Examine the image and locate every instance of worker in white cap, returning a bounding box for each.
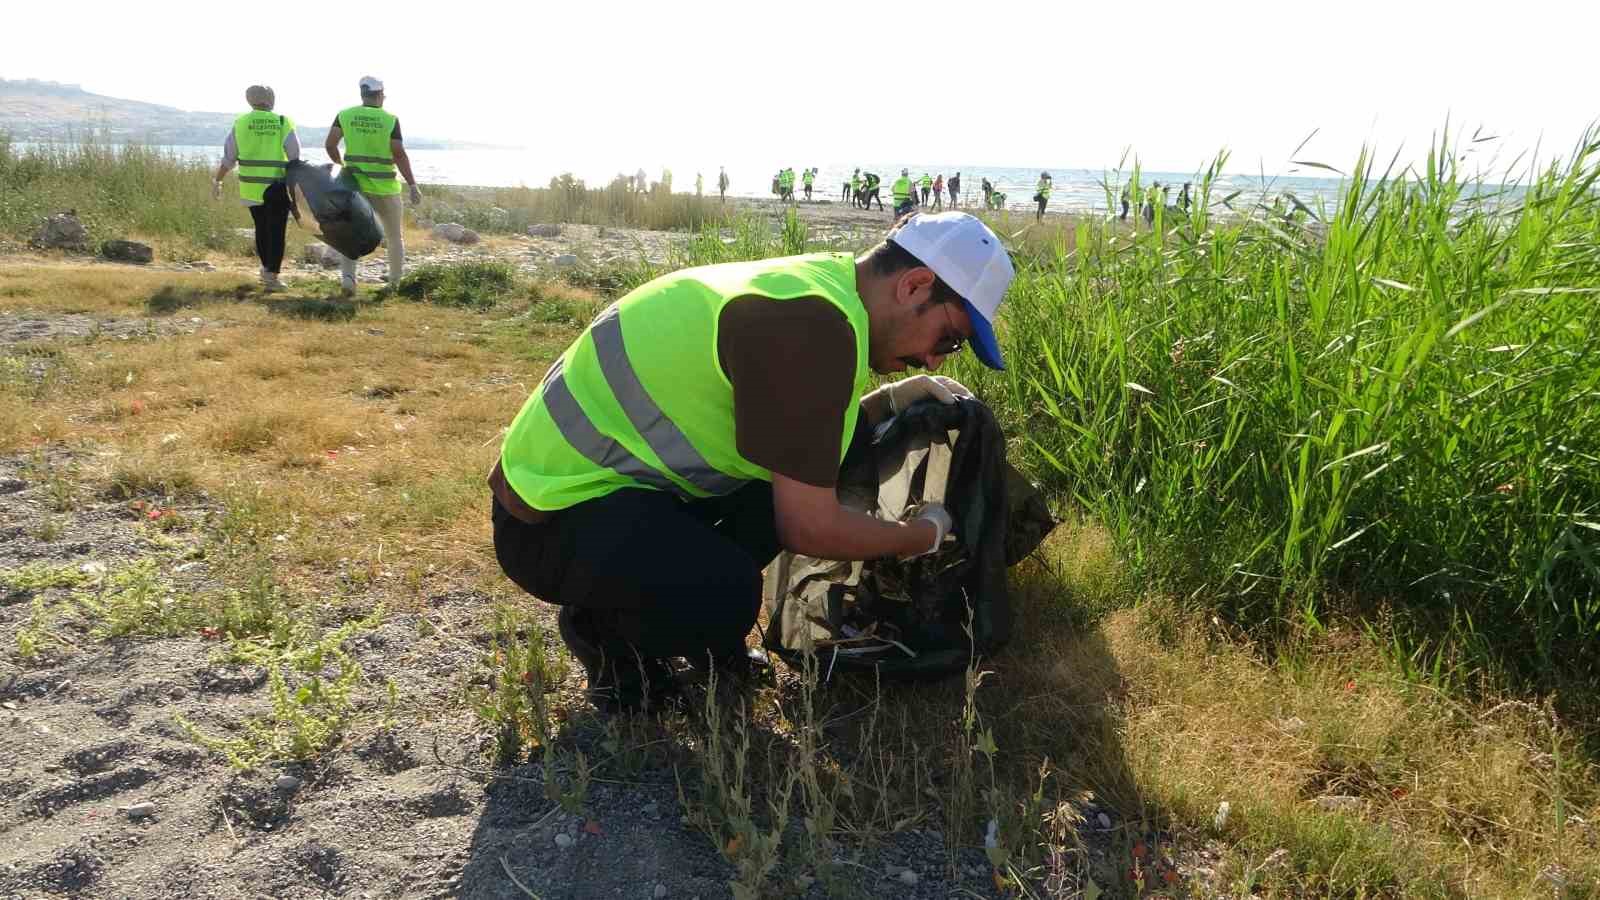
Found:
[488,210,1015,711]
[325,76,422,295]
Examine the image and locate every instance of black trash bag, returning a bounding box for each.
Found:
[284,160,384,260]
[762,397,1057,681]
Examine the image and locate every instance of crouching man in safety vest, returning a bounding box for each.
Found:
[324,76,423,295]
[489,212,1015,712]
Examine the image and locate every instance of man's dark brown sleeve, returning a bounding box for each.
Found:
[717,296,858,487]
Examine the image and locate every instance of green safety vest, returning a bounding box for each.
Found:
[232,110,293,203]
[1037,179,1051,199]
[851,175,860,189]
[920,175,932,189]
[336,105,401,196]
[500,253,871,511]
[892,176,912,201]
[803,170,814,186]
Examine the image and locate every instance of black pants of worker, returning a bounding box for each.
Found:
[493,485,776,668]
[248,182,290,274]
[864,188,882,210]
[494,419,871,668]
[920,187,930,204]
[1036,197,1047,220]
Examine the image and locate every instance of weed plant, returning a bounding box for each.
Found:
[939,133,1600,689]
[393,260,520,309]
[420,173,730,234]
[0,137,247,255]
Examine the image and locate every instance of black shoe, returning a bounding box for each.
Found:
[689,645,772,688]
[558,607,678,713]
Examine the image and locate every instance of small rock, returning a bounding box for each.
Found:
[101,240,154,264]
[125,802,156,820]
[81,561,107,576]
[554,833,574,849]
[302,243,341,268]
[1279,716,1308,734]
[553,254,579,268]
[1096,812,1111,829]
[1214,800,1231,830]
[898,869,919,886]
[193,261,217,272]
[0,702,16,711]
[527,223,561,238]
[33,211,88,250]
[653,884,667,898]
[1315,795,1360,812]
[275,775,302,792]
[430,223,480,245]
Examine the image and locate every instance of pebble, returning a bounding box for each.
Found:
[899,869,919,886]
[275,775,303,792]
[653,884,667,898]
[553,254,579,268]
[125,802,156,820]
[1096,812,1111,829]
[554,833,574,849]
[1214,800,1231,830]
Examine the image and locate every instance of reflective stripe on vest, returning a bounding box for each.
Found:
[500,253,870,512]
[337,105,401,196]
[892,177,911,200]
[232,110,293,203]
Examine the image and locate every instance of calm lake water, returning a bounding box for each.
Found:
[23,142,1519,217]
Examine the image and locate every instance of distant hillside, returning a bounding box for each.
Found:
[0,78,486,150]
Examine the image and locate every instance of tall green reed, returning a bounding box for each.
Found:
[0,136,247,252]
[948,129,1600,685]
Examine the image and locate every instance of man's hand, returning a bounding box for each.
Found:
[906,502,953,558]
[211,179,222,201]
[773,474,945,561]
[408,183,423,206]
[865,374,974,424]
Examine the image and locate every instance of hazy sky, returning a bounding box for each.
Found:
[8,0,1596,179]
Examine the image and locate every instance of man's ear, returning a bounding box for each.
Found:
[897,267,934,304]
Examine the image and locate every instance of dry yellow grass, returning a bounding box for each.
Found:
[4,261,1596,897]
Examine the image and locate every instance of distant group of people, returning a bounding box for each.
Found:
[1119,180,1194,224]
[839,168,964,215]
[213,77,422,294]
[769,167,819,202]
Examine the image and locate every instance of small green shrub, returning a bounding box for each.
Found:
[393,261,520,309]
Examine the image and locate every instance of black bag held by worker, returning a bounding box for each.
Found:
[762,397,1056,680]
[284,160,384,260]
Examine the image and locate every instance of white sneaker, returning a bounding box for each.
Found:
[340,276,357,297]
[260,268,285,293]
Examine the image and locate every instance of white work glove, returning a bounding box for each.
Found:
[408,183,423,206]
[211,179,222,201]
[907,502,954,558]
[871,374,975,418]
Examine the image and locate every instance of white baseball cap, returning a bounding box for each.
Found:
[888,212,1015,370]
[359,75,385,93]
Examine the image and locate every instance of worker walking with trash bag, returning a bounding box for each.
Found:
[325,76,422,295]
[489,212,1017,712]
[213,85,299,292]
